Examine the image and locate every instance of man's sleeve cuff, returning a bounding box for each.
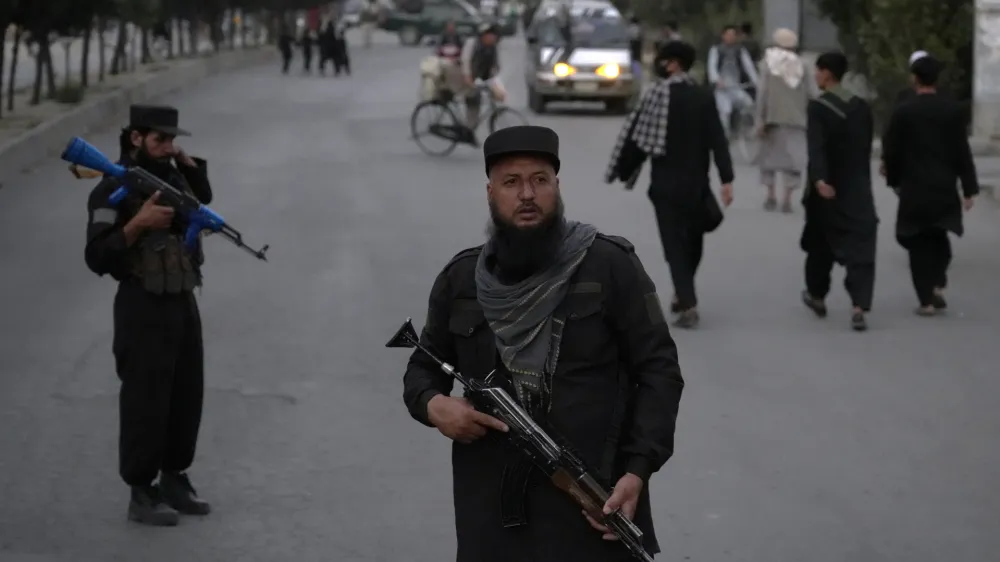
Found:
[625,456,653,482]
[415,389,444,427]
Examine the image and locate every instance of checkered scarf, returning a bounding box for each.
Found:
[604,72,693,183]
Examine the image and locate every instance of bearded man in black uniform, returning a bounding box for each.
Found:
[402,125,685,561]
[85,104,213,526]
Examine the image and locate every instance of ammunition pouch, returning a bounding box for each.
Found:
[131,232,201,295]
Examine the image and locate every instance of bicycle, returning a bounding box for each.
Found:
[410,78,529,157]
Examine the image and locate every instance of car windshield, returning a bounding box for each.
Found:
[534,17,629,48]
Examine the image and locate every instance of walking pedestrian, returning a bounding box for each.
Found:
[277,25,294,74]
[754,28,809,212]
[332,19,352,76]
[707,25,758,137]
[882,55,980,315]
[605,41,733,329]
[84,105,213,526]
[800,52,878,331]
[301,30,314,73]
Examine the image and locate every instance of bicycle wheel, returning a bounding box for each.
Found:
[737,133,758,163]
[487,105,529,134]
[410,100,460,157]
[736,113,758,163]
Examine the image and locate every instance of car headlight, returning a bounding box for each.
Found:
[553,62,575,77]
[596,63,620,79]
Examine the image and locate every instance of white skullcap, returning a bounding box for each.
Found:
[909,50,929,65]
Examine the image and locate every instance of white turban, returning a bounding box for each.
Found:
[909,50,929,66]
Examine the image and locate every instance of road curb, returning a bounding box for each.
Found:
[0,47,276,186]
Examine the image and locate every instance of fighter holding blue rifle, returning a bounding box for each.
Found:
[79,104,232,527]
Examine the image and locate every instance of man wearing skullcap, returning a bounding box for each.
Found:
[402,125,684,561]
[882,54,980,315]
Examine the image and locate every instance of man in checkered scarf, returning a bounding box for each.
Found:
[604,40,735,329]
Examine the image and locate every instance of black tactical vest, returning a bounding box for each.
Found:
[120,173,204,295]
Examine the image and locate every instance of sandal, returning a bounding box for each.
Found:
[850,311,868,331]
[801,290,827,318]
[764,198,777,211]
[673,309,700,329]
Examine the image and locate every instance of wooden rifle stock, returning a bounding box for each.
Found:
[550,467,609,522]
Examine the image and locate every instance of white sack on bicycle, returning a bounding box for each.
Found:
[486,76,507,103]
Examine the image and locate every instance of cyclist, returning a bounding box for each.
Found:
[707,24,758,137]
[460,23,502,137]
[436,21,464,62]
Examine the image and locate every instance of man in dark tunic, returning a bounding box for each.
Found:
[277,25,295,75]
[800,52,878,331]
[85,105,213,526]
[403,125,684,562]
[882,55,979,315]
[605,41,733,329]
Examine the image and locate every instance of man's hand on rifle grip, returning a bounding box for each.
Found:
[427,395,508,444]
[123,191,174,245]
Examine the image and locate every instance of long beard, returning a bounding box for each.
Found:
[486,195,566,283]
[135,147,176,182]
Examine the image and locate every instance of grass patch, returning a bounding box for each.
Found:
[55,82,86,104]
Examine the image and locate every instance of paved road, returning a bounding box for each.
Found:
[2,35,1000,562]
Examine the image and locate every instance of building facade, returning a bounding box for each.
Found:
[763,0,839,51]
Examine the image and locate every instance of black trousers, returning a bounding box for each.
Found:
[803,228,876,311]
[113,281,204,487]
[903,229,952,306]
[280,50,292,73]
[302,49,312,71]
[333,53,350,75]
[653,204,704,310]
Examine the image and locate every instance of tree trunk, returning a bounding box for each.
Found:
[168,18,175,59]
[188,19,198,56]
[63,41,71,89]
[110,20,126,74]
[81,24,92,87]
[8,27,21,111]
[41,36,56,99]
[0,24,6,118]
[141,27,151,63]
[30,42,43,105]
[98,17,106,81]
[240,10,248,48]
[129,25,138,71]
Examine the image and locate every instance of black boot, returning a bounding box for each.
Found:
[160,472,211,515]
[128,485,180,526]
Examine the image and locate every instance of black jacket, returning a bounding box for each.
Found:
[402,234,684,562]
[649,81,733,210]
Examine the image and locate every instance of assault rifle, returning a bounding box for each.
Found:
[386,318,654,562]
[61,137,269,261]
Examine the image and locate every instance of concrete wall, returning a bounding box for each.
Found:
[974,0,1000,140]
[763,0,838,51]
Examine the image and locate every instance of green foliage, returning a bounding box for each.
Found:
[815,0,974,121]
[55,82,86,104]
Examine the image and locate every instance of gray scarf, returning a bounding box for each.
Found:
[475,220,599,404]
